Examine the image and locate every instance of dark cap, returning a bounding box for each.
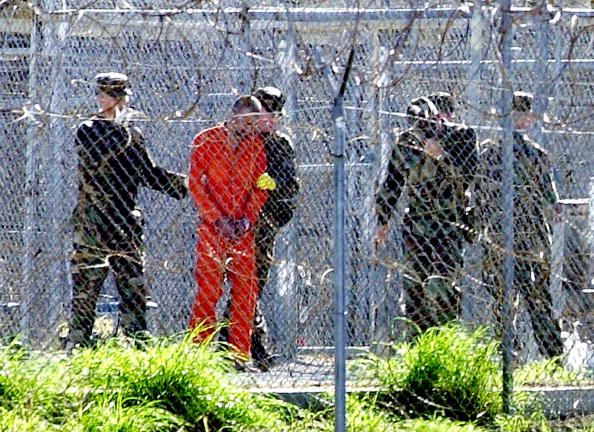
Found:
[427,91,455,115]
[407,96,440,138]
[231,95,262,115]
[512,91,533,112]
[95,72,132,98]
[407,96,438,124]
[253,86,285,114]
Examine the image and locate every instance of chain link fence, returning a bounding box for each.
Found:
[1,0,594,419]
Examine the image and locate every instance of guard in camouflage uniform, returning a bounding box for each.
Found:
[375,96,478,334]
[252,87,299,369]
[478,91,563,359]
[68,72,187,348]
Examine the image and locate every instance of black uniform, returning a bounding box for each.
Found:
[68,112,186,347]
[376,123,478,334]
[249,131,299,367]
[478,131,563,359]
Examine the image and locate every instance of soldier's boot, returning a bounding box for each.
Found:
[120,310,151,348]
[251,303,274,371]
[67,294,99,352]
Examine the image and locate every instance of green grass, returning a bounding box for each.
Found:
[0,334,291,431]
[515,357,584,387]
[0,406,62,432]
[1,325,593,432]
[63,396,186,432]
[357,323,594,431]
[365,323,502,423]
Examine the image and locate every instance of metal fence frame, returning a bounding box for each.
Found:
[2,3,594,429]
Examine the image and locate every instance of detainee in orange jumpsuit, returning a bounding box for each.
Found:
[188,95,271,359]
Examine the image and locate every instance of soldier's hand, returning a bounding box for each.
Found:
[257,173,277,191]
[375,225,389,248]
[422,137,444,160]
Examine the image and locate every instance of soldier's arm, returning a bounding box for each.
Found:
[375,142,407,226]
[537,152,560,232]
[283,136,299,198]
[541,155,559,206]
[475,142,500,224]
[75,122,98,180]
[461,127,479,184]
[456,127,480,241]
[274,133,299,198]
[444,125,479,188]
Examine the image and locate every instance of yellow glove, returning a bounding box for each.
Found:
[256,173,277,191]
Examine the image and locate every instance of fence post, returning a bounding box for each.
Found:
[21,12,41,341]
[370,30,387,349]
[274,13,299,361]
[588,178,594,299]
[498,0,516,414]
[460,0,485,325]
[551,203,566,319]
[466,0,483,127]
[532,2,550,149]
[332,85,347,432]
[332,44,355,432]
[43,14,70,345]
[237,5,252,94]
[545,0,564,330]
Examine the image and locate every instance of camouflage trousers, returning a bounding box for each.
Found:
[401,230,464,336]
[482,248,563,359]
[68,236,147,348]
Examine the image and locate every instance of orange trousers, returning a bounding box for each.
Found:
[189,223,258,357]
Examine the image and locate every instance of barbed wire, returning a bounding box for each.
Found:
[1,0,593,413]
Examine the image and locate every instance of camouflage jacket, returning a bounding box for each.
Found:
[72,112,187,245]
[477,131,558,249]
[376,123,478,238]
[260,131,299,228]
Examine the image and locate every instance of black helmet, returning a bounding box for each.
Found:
[512,91,533,112]
[407,96,440,138]
[253,86,285,115]
[427,91,455,116]
[95,72,132,98]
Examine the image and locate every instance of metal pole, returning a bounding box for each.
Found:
[532,1,550,148]
[369,30,382,349]
[588,177,594,298]
[21,12,41,340]
[333,46,355,432]
[466,0,483,127]
[533,1,564,328]
[44,15,70,345]
[498,0,515,414]
[278,4,299,361]
[370,30,398,352]
[332,81,348,432]
[237,5,252,94]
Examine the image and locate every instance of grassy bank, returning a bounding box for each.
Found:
[0,325,592,431]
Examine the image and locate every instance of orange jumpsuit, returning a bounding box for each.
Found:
[188,125,268,357]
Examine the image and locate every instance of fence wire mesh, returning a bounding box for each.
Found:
[2,0,594,428]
